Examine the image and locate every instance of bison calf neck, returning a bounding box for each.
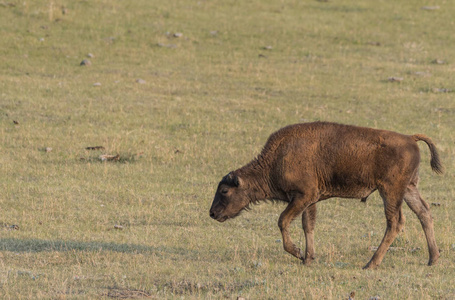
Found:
[209,122,443,269]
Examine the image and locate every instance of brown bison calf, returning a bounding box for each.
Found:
[209,122,443,269]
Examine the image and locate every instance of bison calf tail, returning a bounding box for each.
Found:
[413,134,444,174]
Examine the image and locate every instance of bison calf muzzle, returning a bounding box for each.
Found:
[209,122,443,269]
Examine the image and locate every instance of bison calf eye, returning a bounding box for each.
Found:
[221,189,229,195]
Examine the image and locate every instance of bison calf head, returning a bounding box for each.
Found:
[209,172,250,222]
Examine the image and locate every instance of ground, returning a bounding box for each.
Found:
[1,0,454,299]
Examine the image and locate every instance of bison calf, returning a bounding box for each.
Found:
[209,122,443,269]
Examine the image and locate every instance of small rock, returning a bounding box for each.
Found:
[157,43,177,48]
[0,2,16,7]
[389,247,405,251]
[388,77,403,82]
[414,71,430,77]
[349,291,355,300]
[85,146,105,150]
[366,41,381,46]
[39,37,45,42]
[93,82,101,87]
[87,53,95,58]
[99,154,120,161]
[431,202,442,206]
[114,224,123,230]
[432,59,446,64]
[252,261,262,268]
[237,297,245,300]
[369,246,404,252]
[45,147,52,152]
[421,6,440,10]
[8,225,19,230]
[136,78,146,84]
[13,120,19,125]
[432,88,452,93]
[210,30,218,36]
[263,45,273,50]
[173,32,183,38]
[369,296,380,300]
[80,59,91,66]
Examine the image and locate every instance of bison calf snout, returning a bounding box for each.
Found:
[209,211,216,219]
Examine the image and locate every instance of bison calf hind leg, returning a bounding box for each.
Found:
[404,184,440,266]
[364,187,406,269]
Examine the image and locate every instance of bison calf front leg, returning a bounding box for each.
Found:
[278,193,315,262]
[302,204,317,264]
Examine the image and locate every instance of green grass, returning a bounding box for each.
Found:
[1,0,455,298]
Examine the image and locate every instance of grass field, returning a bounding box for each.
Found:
[1,0,454,299]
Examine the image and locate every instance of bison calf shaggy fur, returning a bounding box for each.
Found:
[209,122,443,269]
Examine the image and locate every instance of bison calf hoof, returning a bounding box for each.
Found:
[362,261,379,270]
[294,248,305,261]
[302,257,315,265]
[428,257,440,266]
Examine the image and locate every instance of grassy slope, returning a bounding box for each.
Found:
[1,0,454,299]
